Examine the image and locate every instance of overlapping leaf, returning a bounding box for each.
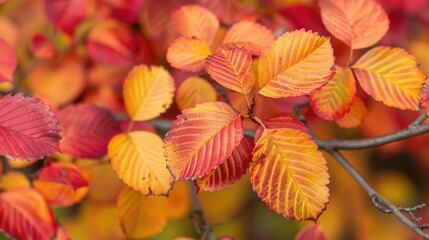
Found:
[0,39,16,84]
[205,47,255,95]
[0,187,57,240]
[336,97,366,128]
[195,136,253,192]
[57,104,120,158]
[310,67,356,120]
[0,93,61,159]
[172,5,219,44]
[164,101,243,180]
[258,29,335,98]
[176,76,217,110]
[254,114,309,142]
[352,47,425,110]
[109,131,174,195]
[123,65,175,121]
[44,0,88,32]
[38,162,89,191]
[167,37,212,72]
[221,20,274,55]
[251,129,329,220]
[117,187,169,239]
[319,0,388,49]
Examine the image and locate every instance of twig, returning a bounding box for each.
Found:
[0,156,10,174]
[329,150,429,239]
[188,181,216,240]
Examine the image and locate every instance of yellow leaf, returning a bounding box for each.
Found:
[352,47,425,110]
[176,76,217,110]
[108,131,173,195]
[116,186,169,239]
[123,65,175,121]
[258,29,335,98]
[335,96,366,128]
[167,37,212,72]
[251,129,330,220]
[0,172,30,190]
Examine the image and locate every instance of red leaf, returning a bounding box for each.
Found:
[0,187,57,240]
[295,223,327,240]
[195,135,253,192]
[30,34,56,60]
[105,0,143,23]
[38,162,89,191]
[0,38,17,84]
[0,93,61,159]
[57,103,120,158]
[44,0,88,32]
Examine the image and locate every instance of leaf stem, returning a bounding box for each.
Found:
[188,180,216,240]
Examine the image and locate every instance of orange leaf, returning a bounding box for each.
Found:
[258,29,335,98]
[310,66,356,120]
[123,65,175,121]
[251,129,330,220]
[116,186,169,239]
[0,172,30,190]
[335,96,366,128]
[176,76,217,110]
[0,187,57,240]
[0,38,17,84]
[166,181,191,219]
[108,131,174,195]
[319,0,389,49]
[88,163,124,203]
[195,135,253,192]
[28,54,86,107]
[295,223,327,240]
[253,114,309,143]
[352,47,425,110]
[172,5,219,44]
[30,34,57,60]
[205,47,255,94]
[221,20,274,55]
[167,37,212,72]
[164,101,244,180]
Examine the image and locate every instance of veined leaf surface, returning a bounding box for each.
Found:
[167,37,211,72]
[123,65,175,121]
[251,129,330,220]
[117,187,169,239]
[0,187,57,240]
[0,93,61,159]
[172,5,219,44]
[176,76,217,110]
[310,67,356,120]
[221,20,274,55]
[109,131,173,195]
[352,47,425,110]
[164,101,243,180]
[195,135,253,192]
[319,0,388,49]
[258,29,335,98]
[205,47,254,94]
[254,114,309,143]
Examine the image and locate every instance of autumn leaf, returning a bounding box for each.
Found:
[38,162,89,191]
[116,187,169,239]
[352,47,425,110]
[319,0,389,49]
[176,76,217,110]
[198,0,250,25]
[0,38,17,83]
[195,136,253,192]
[57,104,121,158]
[335,96,366,128]
[205,47,255,95]
[0,93,61,159]
[164,101,244,180]
[251,128,330,220]
[310,67,356,120]
[221,20,275,55]
[44,0,88,32]
[0,172,30,190]
[167,37,212,72]
[108,131,174,195]
[172,5,219,44]
[30,34,56,60]
[0,187,57,240]
[253,114,309,143]
[295,223,327,240]
[123,65,175,121]
[258,29,335,98]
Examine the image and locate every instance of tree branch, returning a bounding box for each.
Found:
[188,181,216,240]
[329,150,429,239]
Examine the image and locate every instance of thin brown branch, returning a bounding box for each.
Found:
[188,181,216,240]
